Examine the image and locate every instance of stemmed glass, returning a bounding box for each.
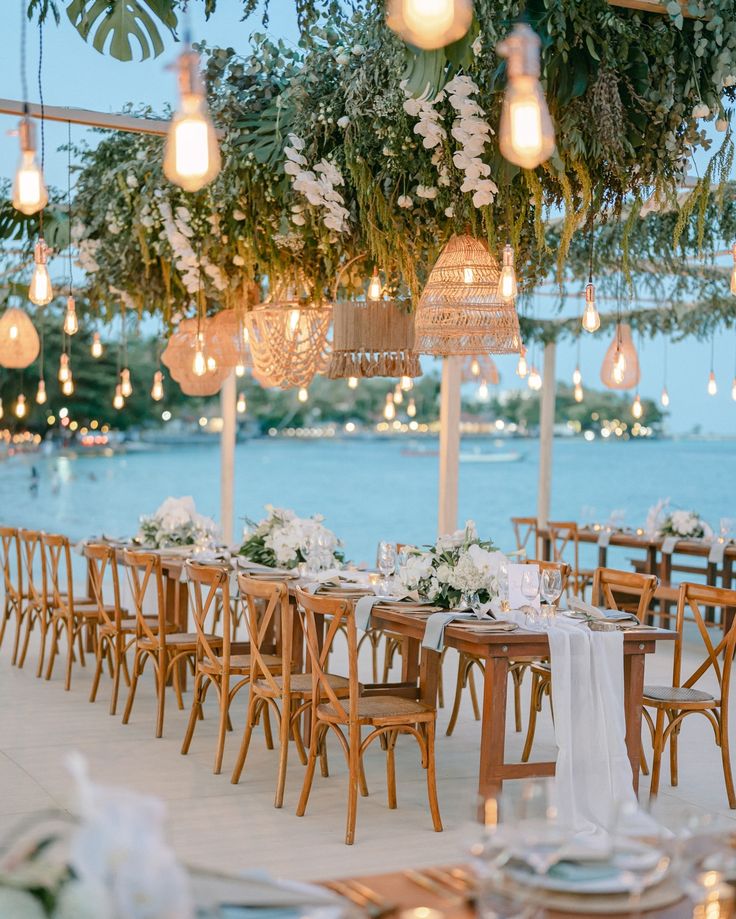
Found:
[377,541,397,593]
[540,568,562,622]
[520,568,540,624]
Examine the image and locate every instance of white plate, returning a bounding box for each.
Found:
[505,850,669,895]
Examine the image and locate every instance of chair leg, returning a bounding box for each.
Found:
[720,710,736,809]
[122,649,143,725]
[10,606,22,666]
[648,707,666,799]
[425,720,443,831]
[275,698,290,809]
[446,652,467,737]
[0,602,8,648]
[346,738,360,845]
[386,731,398,809]
[319,729,330,779]
[155,651,167,738]
[231,692,258,784]
[296,718,323,818]
[76,625,86,669]
[261,698,274,750]
[64,621,74,691]
[521,672,543,763]
[172,656,185,710]
[468,664,481,721]
[668,712,679,787]
[18,611,34,670]
[45,620,59,681]
[512,666,524,733]
[89,638,104,703]
[110,644,122,716]
[213,674,229,775]
[291,701,308,766]
[181,673,205,756]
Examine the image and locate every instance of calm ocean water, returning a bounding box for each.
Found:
[1,437,734,567]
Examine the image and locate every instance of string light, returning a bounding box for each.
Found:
[35,378,46,404]
[477,381,489,401]
[164,34,221,192]
[572,367,582,386]
[660,386,670,408]
[150,370,164,401]
[707,334,717,396]
[113,384,124,410]
[383,392,396,420]
[386,0,472,51]
[393,384,403,405]
[516,345,528,378]
[28,238,53,306]
[400,375,413,391]
[193,333,207,377]
[497,243,517,302]
[407,397,417,417]
[631,393,643,419]
[236,391,247,414]
[235,362,246,377]
[367,268,383,301]
[297,386,309,403]
[62,377,74,396]
[12,115,47,215]
[58,352,70,383]
[470,358,481,378]
[581,234,600,333]
[574,381,584,403]
[497,23,555,170]
[63,295,78,335]
[14,393,27,419]
[528,365,542,391]
[120,368,133,398]
[348,376,359,389]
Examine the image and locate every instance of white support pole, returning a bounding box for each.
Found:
[536,340,557,531]
[438,355,462,536]
[219,372,237,545]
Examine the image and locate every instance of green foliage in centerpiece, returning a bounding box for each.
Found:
[238,505,345,568]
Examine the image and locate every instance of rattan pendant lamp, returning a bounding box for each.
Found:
[415,234,521,355]
[461,353,499,385]
[0,306,40,368]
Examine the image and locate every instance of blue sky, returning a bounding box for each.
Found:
[0,1,734,435]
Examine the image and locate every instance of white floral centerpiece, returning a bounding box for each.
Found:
[238,505,345,569]
[0,754,193,919]
[396,521,507,611]
[660,509,712,539]
[134,496,218,549]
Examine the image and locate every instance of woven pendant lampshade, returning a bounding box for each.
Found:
[246,285,331,390]
[600,322,640,391]
[0,307,40,368]
[161,318,230,396]
[207,309,248,370]
[328,299,422,380]
[415,235,521,356]
[461,353,499,385]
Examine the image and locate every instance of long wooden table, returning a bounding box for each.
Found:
[367,605,676,800]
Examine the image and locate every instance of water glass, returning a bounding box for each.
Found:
[540,568,562,619]
[520,569,540,623]
[377,541,397,591]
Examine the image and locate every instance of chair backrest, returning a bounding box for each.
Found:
[511,517,538,556]
[19,529,45,613]
[41,533,76,618]
[295,587,356,724]
[674,583,736,706]
[524,558,571,594]
[83,543,123,631]
[0,526,22,605]
[592,567,658,620]
[122,549,166,644]
[547,520,580,571]
[186,562,232,670]
[238,574,292,694]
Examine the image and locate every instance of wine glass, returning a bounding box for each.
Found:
[521,568,540,623]
[540,568,562,620]
[303,534,318,577]
[316,530,332,570]
[377,541,397,593]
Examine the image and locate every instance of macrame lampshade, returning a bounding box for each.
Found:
[246,285,331,390]
[161,318,230,396]
[461,354,499,385]
[0,307,40,368]
[328,299,422,380]
[208,309,247,370]
[600,322,640,391]
[415,235,521,356]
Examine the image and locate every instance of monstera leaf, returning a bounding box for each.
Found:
[66,0,177,61]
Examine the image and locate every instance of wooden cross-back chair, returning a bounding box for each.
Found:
[84,543,141,715]
[445,560,571,739]
[547,520,594,598]
[643,582,736,808]
[522,567,658,763]
[0,526,24,663]
[181,562,253,773]
[511,516,538,557]
[294,587,442,845]
[42,533,100,691]
[16,529,47,675]
[231,575,327,807]
[122,549,211,738]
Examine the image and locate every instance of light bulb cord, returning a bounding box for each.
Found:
[710,333,715,373]
[19,0,28,104]
[67,120,73,294]
[37,18,45,236]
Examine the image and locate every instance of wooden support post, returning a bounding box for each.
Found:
[438,355,461,536]
[219,372,237,545]
[536,341,557,530]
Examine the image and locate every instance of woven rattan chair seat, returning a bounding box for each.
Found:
[139,632,219,651]
[201,652,280,676]
[644,685,715,704]
[256,671,349,697]
[317,694,435,725]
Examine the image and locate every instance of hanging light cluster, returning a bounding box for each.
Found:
[516,345,528,379]
[91,332,103,358]
[151,369,164,401]
[572,340,584,403]
[386,0,473,50]
[12,113,47,215]
[28,239,53,306]
[601,322,639,390]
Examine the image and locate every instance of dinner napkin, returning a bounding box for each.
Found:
[236,559,294,576]
[422,611,482,652]
[569,596,639,625]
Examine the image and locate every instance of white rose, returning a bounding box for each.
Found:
[337,115,350,128]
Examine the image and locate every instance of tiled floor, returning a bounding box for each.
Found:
[1,621,735,882]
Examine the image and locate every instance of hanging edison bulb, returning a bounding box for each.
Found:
[63,295,79,335]
[660,386,670,408]
[164,43,221,192]
[367,268,383,301]
[297,386,309,403]
[400,375,414,391]
[527,365,542,391]
[58,353,70,383]
[14,393,27,419]
[497,244,518,302]
[151,370,164,401]
[581,279,600,333]
[237,391,247,414]
[477,380,489,401]
[62,376,74,396]
[407,397,417,417]
[384,392,396,420]
[12,117,47,216]
[393,384,404,405]
[193,334,207,377]
[0,398,4,420]
[632,393,643,419]
[35,378,47,405]
[497,24,555,170]
[574,381,584,403]
[113,384,124,410]
[731,244,736,295]
[386,0,472,50]
[235,362,246,378]
[120,368,133,398]
[516,345,528,379]
[612,346,627,385]
[347,376,359,390]
[28,239,53,306]
[707,370,718,396]
[469,358,481,378]
[91,332,103,359]
[206,355,218,372]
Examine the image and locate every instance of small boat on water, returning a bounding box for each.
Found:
[460,450,523,463]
